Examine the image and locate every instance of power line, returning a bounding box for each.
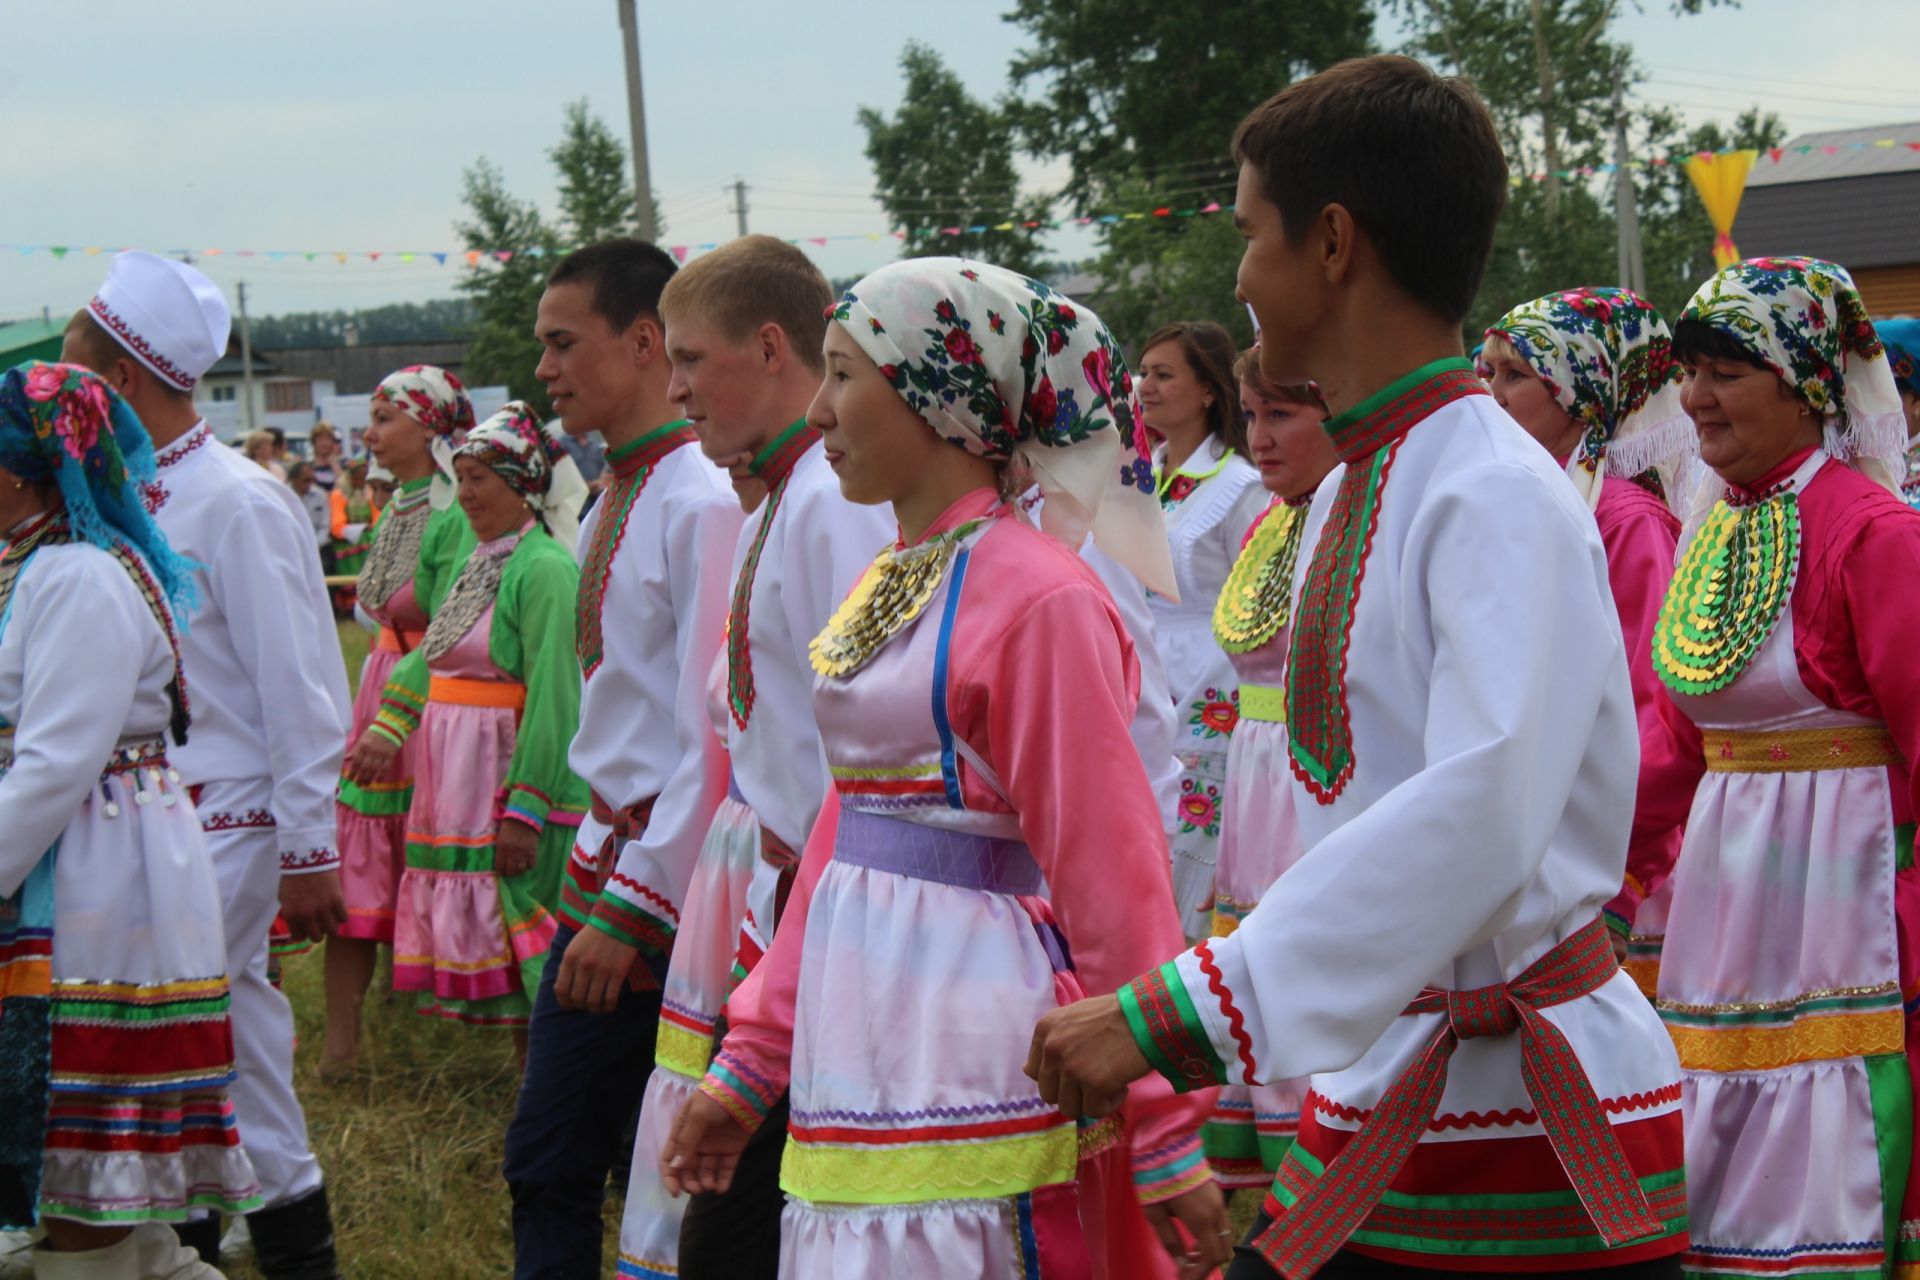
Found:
[1643,62,1920,102]
[1645,76,1920,112]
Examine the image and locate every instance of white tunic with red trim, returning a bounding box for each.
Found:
[1124,362,1686,1271]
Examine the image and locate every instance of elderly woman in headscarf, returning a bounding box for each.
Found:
[1629,258,1920,1279]
[659,260,1227,1279]
[1481,286,1703,960]
[371,404,588,1050]
[0,362,258,1279]
[1875,316,1920,508]
[328,365,477,1071]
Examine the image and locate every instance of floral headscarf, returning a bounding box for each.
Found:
[371,364,475,510]
[1878,316,1920,400]
[1677,257,1906,494]
[827,257,1175,599]
[452,402,588,549]
[1486,287,1694,512]
[0,361,197,617]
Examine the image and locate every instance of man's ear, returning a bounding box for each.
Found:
[630,315,664,368]
[1320,204,1357,287]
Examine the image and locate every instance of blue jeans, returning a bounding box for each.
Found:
[503,925,666,1280]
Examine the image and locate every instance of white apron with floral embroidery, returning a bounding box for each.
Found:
[1147,442,1266,939]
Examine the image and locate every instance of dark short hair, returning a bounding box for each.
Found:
[1233,55,1508,325]
[547,238,679,334]
[1670,318,1772,371]
[1141,322,1247,454]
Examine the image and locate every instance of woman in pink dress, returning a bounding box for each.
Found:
[328,364,475,1070]
[1202,349,1335,1194]
[1638,257,1920,1277]
[660,259,1230,1278]
[370,404,589,1053]
[1481,287,1701,966]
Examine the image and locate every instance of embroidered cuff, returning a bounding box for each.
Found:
[589,876,678,955]
[501,784,553,834]
[371,683,425,744]
[1119,961,1228,1093]
[281,846,340,874]
[557,845,600,933]
[699,1049,781,1136]
[1132,1133,1213,1205]
[1604,876,1646,938]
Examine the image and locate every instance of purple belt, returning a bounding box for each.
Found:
[834,808,1042,895]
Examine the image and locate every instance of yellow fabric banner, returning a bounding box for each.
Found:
[1686,149,1759,269]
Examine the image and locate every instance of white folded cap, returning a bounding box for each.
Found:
[86,250,232,392]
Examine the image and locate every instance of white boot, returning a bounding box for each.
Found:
[29,1231,140,1280]
[126,1227,223,1280]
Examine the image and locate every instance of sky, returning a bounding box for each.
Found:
[5,0,1917,326]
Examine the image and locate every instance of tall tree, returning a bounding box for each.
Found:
[1003,0,1372,350]
[1395,0,1755,335]
[858,43,1051,275]
[1006,0,1375,209]
[455,159,559,412]
[456,102,665,412]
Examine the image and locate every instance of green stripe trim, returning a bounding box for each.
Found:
[587,895,673,954]
[50,996,231,1023]
[1272,1144,1686,1212]
[1657,990,1901,1028]
[404,841,498,873]
[1203,1121,1263,1161]
[1118,977,1182,1082]
[1868,1051,1912,1278]
[337,777,413,816]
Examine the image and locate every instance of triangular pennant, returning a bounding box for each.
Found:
[49,246,68,259]
[1023,221,1041,229]
[1909,143,1920,152]
[335,253,348,264]
[367,252,381,261]
[526,247,546,258]
[1199,201,1222,213]
[810,237,828,246]
[85,246,102,256]
[305,252,318,262]
[867,233,882,242]
[204,248,223,256]
[671,246,688,263]
[15,247,35,256]
[495,250,513,262]
[1123,212,1145,220]
[1152,207,1171,217]
[236,250,255,257]
[1875,139,1896,149]
[433,252,449,265]
[399,252,415,263]
[1769,148,1783,163]
[269,251,288,261]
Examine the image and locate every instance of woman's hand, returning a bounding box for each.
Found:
[660,1091,752,1197]
[344,729,400,785]
[494,818,539,878]
[1144,1182,1236,1280]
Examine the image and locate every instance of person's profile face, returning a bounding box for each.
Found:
[664,312,768,467]
[1233,162,1318,388]
[535,281,651,438]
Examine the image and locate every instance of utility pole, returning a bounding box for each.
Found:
[730,178,750,238]
[237,281,258,437]
[1611,65,1646,296]
[617,0,656,240]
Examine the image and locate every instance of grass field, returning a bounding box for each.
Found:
[242,624,1250,1277]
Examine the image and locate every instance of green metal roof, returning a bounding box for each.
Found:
[0,316,67,365]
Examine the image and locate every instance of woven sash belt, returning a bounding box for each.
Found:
[1254,916,1660,1278]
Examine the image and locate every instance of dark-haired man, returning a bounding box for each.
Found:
[501,239,743,1280]
[1030,55,1687,1279]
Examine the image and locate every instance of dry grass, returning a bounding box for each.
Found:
[209,622,622,1278]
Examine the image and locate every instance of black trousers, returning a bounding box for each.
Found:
[676,1092,789,1280]
[1225,1216,1684,1280]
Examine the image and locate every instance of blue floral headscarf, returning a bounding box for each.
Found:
[827,257,1175,599]
[1487,287,1693,511]
[1878,316,1920,400]
[0,361,197,618]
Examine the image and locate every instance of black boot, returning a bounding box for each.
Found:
[247,1185,342,1280]
[171,1216,223,1265]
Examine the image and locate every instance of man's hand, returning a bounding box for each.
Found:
[1145,1183,1236,1280]
[1025,993,1153,1120]
[494,820,539,878]
[555,925,641,1014]
[1610,930,1629,965]
[344,729,400,786]
[279,867,348,941]
[660,1091,751,1198]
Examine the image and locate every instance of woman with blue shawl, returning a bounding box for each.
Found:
[0,363,258,1279]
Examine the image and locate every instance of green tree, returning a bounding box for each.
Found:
[1003,0,1373,349]
[1635,107,1787,319]
[456,102,664,411]
[1395,0,1757,335]
[859,43,1051,275]
[1005,0,1375,208]
[252,300,477,349]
